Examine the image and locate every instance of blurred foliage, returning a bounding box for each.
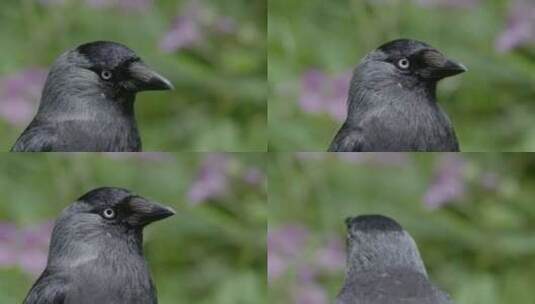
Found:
[269,153,535,304]
[0,0,267,151]
[268,0,535,151]
[0,153,267,304]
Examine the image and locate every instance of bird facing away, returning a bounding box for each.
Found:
[23,187,175,304]
[11,41,173,152]
[336,215,452,304]
[329,39,466,152]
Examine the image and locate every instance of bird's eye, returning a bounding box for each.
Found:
[100,70,113,80]
[102,208,116,219]
[397,58,410,69]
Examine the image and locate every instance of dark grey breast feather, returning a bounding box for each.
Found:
[336,269,452,304]
[23,269,68,304]
[10,121,58,152]
[328,123,364,152]
[64,260,156,304]
[11,119,141,152]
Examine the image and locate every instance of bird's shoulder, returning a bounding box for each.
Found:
[11,120,59,152]
[328,123,364,152]
[149,278,158,304]
[24,268,69,304]
[12,118,141,152]
[49,118,141,152]
[337,269,452,304]
[65,255,157,304]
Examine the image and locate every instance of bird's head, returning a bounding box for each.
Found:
[344,215,427,276]
[48,187,175,263]
[74,41,174,93]
[46,187,174,272]
[69,186,176,229]
[39,41,173,114]
[356,39,467,92]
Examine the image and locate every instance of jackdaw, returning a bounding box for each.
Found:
[23,187,175,304]
[329,39,466,152]
[11,41,173,152]
[336,215,452,304]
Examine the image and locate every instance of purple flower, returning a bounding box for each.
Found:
[414,0,481,9]
[0,222,18,243]
[0,68,47,127]
[101,152,175,162]
[116,0,152,10]
[314,237,345,273]
[187,154,231,205]
[496,0,535,53]
[0,221,52,276]
[160,1,203,52]
[269,227,345,302]
[297,264,319,283]
[0,223,18,267]
[37,0,153,10]
[299,70,351,122]
[19,248,49,276]
[295,152,328,161]
[423,154,467,209]
[243,167,265,185]
[214,17,237,34]
[37,0,66,5]
[187,154,264,205]
[267,224,309,283]
[268,225,309,258]
[268,251,287,284]
[159,0,237,53]
[84,0,153,11]
[369,0,475,5]
[480,172,500,191]
[336,152,409,166]
[293,283,329,304]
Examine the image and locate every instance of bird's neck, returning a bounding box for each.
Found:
[36,92,136,123]
[344,233,428,279]
[346,81,438,122]
[47,225,144,270]
[35,91,141,152]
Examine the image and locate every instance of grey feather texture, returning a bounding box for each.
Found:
[23,187,175,304]
[11,41,173,152]
[336,215,453,304]
[329,39,466,152]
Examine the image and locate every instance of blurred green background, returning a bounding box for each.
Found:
[269,153,535,304]
[0,0,267,151]
[0,153,266,304]
[268,0,535,151]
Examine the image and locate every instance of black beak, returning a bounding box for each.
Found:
[127,197,175,227]
[128,61,174,92]
[419,50,467,80]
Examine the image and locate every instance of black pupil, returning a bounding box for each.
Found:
[105,209,114,217]
[102,71,111,79]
